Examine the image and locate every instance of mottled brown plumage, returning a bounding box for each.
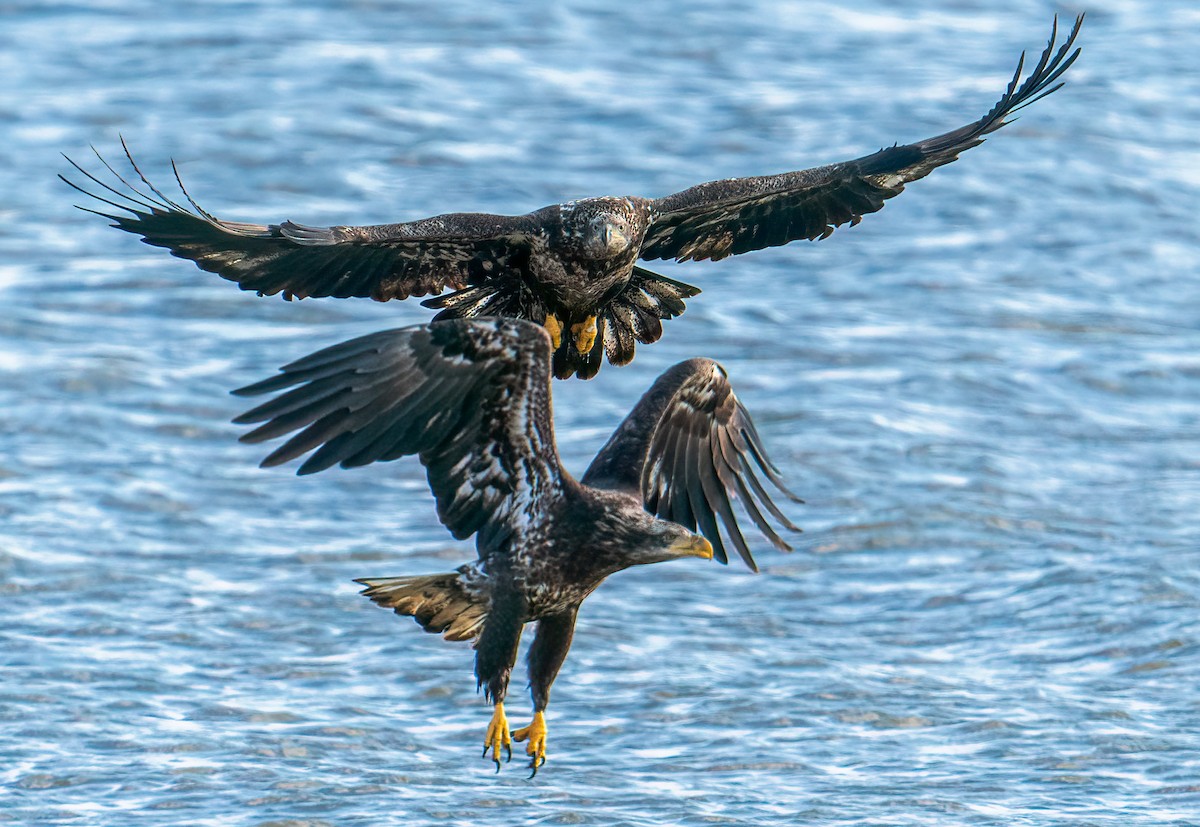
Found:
[232,317,799,772]
[62,16,1081,379]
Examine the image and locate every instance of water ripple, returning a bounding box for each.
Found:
[3,1,1199,825]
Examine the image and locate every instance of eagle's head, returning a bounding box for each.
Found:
[624,514,714,567]
[591,495,714,570]
[558,197,649,261]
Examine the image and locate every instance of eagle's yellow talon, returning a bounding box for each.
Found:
[543,314,563,350]
[570,315,598,354]
[483,702,511,769]
[511,710,548,776]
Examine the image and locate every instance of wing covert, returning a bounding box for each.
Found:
[641,15,1082,263]
[233,318,565,554]
[581,358,801,571]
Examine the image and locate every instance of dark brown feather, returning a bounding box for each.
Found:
[233,318,566,554]
[582,357,801,570]
[640,15,1083,263]
[61,140,545,303]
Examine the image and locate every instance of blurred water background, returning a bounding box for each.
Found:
[2,1,1198,824]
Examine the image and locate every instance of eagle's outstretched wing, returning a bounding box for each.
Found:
[581,358,801,571]
[60,141,545,303]
[233,318,564,554]
[640,15,1083,263]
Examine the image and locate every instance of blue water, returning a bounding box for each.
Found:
[3,1,1198,824]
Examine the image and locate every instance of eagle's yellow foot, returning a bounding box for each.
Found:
[482,702,511,771]
[511,711,548,777]
[570,315,598,354]
[543,314,563,350]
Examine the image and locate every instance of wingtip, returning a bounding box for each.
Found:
[254,446,300,471]
[239,429,277,448]
[296,454,339,476]
[229,384,259,398]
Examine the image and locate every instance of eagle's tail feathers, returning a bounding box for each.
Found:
[356,573,486,642]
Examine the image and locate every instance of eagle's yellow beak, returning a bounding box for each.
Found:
[670,534,714,560]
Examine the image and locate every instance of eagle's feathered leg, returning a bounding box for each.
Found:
[514,606,578,776]
[475,586,526,770]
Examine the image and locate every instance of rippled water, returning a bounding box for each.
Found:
[3,1,1199,824]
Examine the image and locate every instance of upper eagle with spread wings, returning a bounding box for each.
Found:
[63,17,1081,379]
[232,316,800,773]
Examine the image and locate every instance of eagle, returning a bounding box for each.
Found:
[231,317,800,773]
[63,18,1081,379]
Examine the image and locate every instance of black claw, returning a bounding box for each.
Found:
[527,756,545,779]
[484,745,502,772]
[505,743,512,763]
[532,753,546,777]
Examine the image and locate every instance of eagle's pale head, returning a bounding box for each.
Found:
[558,196,650,261]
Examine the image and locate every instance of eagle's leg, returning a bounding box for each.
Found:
[511,712,546,775]
[570,315,598,354]
[514,606,578,776]
[543,313,563,350]
[475,587,526,770]
[482,702,511,769]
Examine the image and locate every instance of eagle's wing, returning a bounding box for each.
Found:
[581,358,801,571]
[640,15,1082,263]
[60,141,544,302]
[233,318,564,554]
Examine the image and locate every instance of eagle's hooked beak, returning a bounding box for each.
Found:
[670,534,714,560]
[602,224,628,253]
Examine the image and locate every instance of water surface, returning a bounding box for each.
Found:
[2,1,1198,824]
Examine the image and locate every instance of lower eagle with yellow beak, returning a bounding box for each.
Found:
[233,318,800,774]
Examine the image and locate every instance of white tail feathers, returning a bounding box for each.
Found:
[356,573,487,643]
